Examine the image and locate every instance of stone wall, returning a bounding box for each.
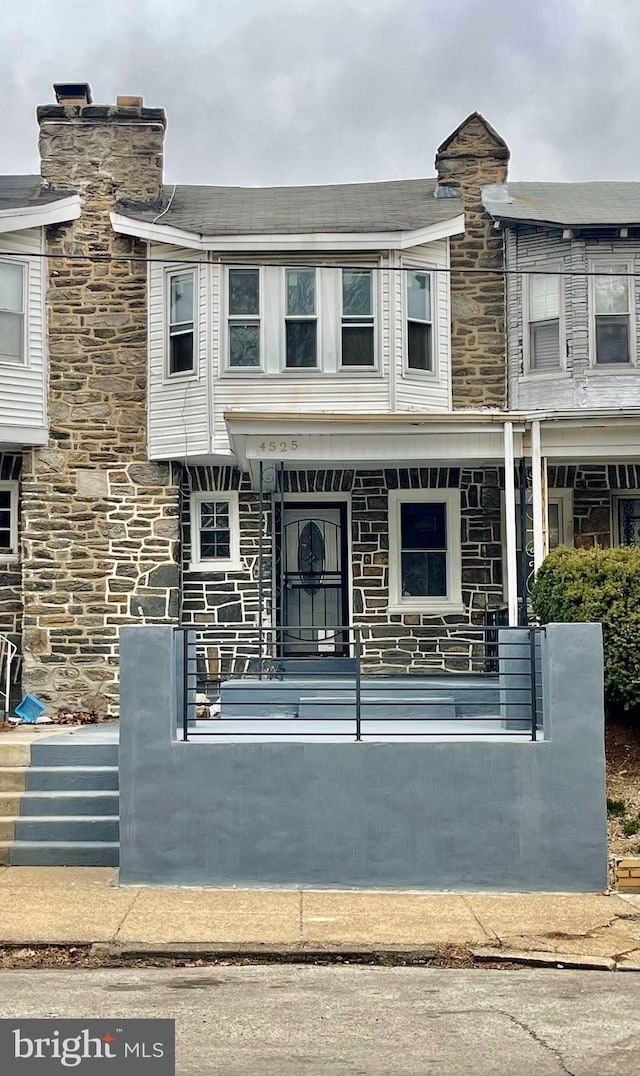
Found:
[435,113,509,409]
[180,466,505,675]
[549,463,640,547]
[20,101,180,713]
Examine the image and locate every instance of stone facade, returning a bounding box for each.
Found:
[180,466,505,676]
[435,113,509,410]
[549,463,640,548]
[20,101,180,713]
[0,453,23,670]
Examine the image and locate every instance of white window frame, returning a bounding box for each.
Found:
[388,489,462,613]
[588,260,636,369]
[523,267,565,376]
[339,268,377,371]
[225,265,264,374]
[0,258,27,367]
[501,488,573,597]
[283,266,318,372]
[403,265,437,378]
[189,491,241,572]
[0,480,19,561]
[165,267,198,380]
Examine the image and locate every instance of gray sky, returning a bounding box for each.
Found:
[1,0,638,187]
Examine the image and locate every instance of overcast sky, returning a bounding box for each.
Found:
[1,0,638,187]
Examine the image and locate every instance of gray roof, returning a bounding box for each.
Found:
[0,175,75,212]
[117,178,463,235]
[483,182,640,227]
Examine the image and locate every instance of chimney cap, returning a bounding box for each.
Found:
[53,82,93,105]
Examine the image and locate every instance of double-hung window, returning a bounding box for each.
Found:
[527,273,561,371]
[406,270,433,372]
[0,481,18,559]
[0,260,25,365]
[167,270,196,376]
[228,268,261,368]
[341,270,374,366]
[285,268,317,368]
[190,491,240,571]
[593,265,632,364]
[388,490,462,611]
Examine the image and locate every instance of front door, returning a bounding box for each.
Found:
[276,502,349,655]
[618,497,640,546]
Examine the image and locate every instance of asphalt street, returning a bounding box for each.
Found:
[0,965,637,1075]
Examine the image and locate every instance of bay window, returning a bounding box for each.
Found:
[593,265,632,365]
[0,260,25,365]
[167,270,196,376]
[406,270,433,372]
[527,273,561,371]
[285,268,317,368]
[228,268,261,368]
[341,269,374,366]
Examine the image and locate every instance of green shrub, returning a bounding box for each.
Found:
[530,545,640,717]
[607,798,627,817]
[622,817,640,837]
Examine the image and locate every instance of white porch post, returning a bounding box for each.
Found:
[503,421,518,626]
[531,419,545,570]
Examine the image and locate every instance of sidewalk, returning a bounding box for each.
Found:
[0,867,638,970]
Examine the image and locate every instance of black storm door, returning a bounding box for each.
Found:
[276,502,349,655]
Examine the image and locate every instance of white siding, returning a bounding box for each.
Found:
[506,228,640,410]
[0,228,47,440]
[148,243,210,459]
[394,239,451,412]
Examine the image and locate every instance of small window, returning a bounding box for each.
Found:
[190,492,241,571]
[528,274,561,371]
[285,268,317,368]
[0,482,18,559]
[0,261,25,365]
[228,268,261,368]
[388,490,462,611]
[593,266,631,364]
[616,497,640,547]
[167,270,196,376]
[406,271,433,371]
[341,270,374,366]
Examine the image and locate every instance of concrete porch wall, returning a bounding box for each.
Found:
[118,622,607,891]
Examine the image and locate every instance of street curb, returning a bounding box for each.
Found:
[92,942,439,963]
[470,947,626,971]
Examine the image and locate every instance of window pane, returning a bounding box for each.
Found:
[0,311,23,362]
[0,510,11,529]
[0,262,23,312]
[530,320,560,370]
[286,269,315,316]
[401,502,446,550]
[548,503,560,549]
[596,317,629,363]
[341,324,374,366]
[201,501,229,528]
[408,321,432,370]
[169,332,194,374]
[229,323,260,367]
[170,273,194,325]
[407,272,430,321]
[401,551,447,597]
[229,269,259,315]
[286,321,317,367]
[0,491,10,509]
[595,270,629,314]
[342,270,372,316]
[200,533,231,559]
[529,274,560,321]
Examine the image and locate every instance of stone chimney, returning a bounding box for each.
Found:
[38,85,166,202]
[20,87,178,714]
[435,113,510,409]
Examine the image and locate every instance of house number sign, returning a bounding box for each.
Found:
[257,439,300,453]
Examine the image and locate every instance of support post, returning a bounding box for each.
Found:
[503,421,518,626]
[531,419,544,571]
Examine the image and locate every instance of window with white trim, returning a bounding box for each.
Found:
[285,268,317,368]
[388,490,462,611]
[190,492,241,571]
[0,260,25,365]
[406,270,433,372]
[527,273,561,371]
[502,489,573,598]
[167,270,196,376]
[341,269,374,366]
[592,264,632,364]
[228,268,261,368]
[0,482,19,559]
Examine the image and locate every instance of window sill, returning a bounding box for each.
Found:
[402,368,439,380]
[188,561,243,574]
[584,364,639,375]
[163,371,199,384]
[519,369,566,381]
[387,602,465,615]
[0,555,19,565]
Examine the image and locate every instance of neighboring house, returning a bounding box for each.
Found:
[483,185,640,591]
[1,83,637,712]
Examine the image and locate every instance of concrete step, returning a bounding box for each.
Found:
[296,695,457,720]
[5,791,120,817]
[13,816,119,843]
[0,767,28,792]
[30,743,118,767]
[27,767,119,792]
[1,840,119,867]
